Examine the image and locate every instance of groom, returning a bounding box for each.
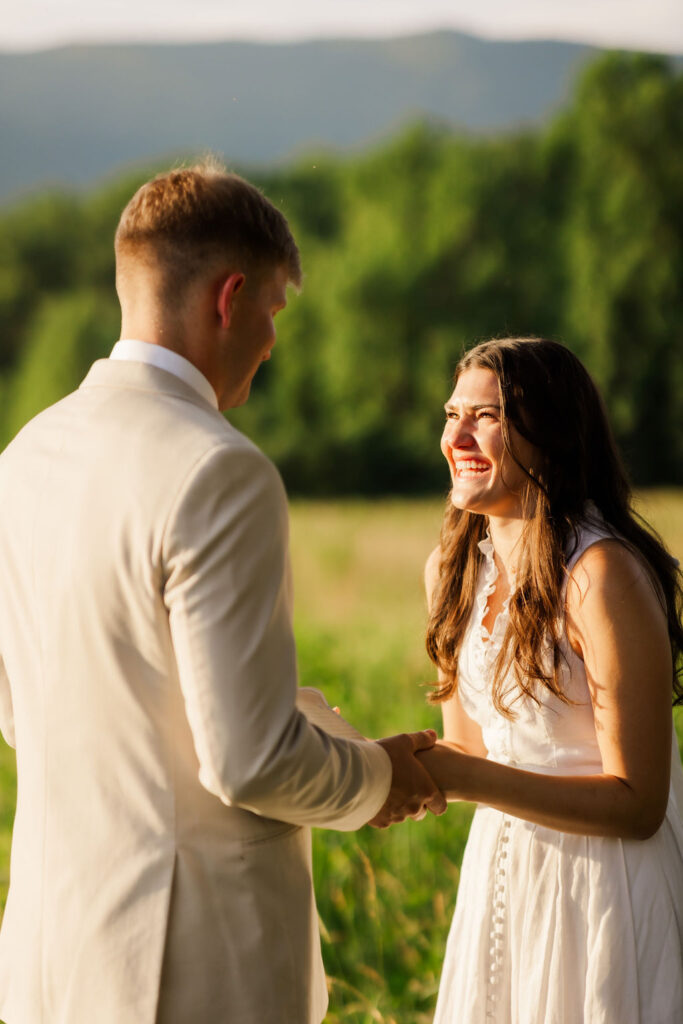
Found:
[0,162,445,1024]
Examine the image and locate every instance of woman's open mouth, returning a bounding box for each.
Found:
[455,459,490,478]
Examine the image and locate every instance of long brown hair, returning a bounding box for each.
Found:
[426,337,683,713]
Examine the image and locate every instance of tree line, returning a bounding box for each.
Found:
[0,52,681,494]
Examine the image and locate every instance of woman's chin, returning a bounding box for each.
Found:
[449,487,484,514]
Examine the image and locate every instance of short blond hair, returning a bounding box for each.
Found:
[115,160,301,302]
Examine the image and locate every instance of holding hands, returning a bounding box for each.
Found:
[369,730,447,828]
[296,689,447,828]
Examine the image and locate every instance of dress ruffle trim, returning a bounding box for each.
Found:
[475,531,515,660]
[471,531,516,757]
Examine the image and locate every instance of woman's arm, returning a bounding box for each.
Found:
[425,544,489,759]
[441,689,489,758]
[419,540,673,839]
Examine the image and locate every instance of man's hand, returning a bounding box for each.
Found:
[368,730,447,828]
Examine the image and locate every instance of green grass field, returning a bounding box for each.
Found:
[0,492,682,1022]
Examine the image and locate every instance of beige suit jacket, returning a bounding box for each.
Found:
[0,359,391,1024]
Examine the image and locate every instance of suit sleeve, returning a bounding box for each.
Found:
[0,653,15,749]
[162,443,391,830]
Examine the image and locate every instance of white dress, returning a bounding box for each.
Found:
[433,519,683,1024]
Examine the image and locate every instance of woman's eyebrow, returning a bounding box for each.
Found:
[444,401,501,412]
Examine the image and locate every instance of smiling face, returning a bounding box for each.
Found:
[441,366,537,520]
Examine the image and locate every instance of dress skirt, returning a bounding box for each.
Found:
[433,789,683,1024]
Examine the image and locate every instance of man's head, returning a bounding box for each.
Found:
[114,159,301,408]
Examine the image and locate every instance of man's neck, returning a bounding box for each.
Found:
[111,339,219,409]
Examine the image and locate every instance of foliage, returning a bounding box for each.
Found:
[3,289,119,440]
[0,53,681,493]
[561,55,683,482]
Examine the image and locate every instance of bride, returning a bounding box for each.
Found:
[417,337,683,1023]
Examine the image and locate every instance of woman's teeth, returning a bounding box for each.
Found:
[455,460,489,477]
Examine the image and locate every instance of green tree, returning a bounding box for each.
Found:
[0,193,85,369]
[3,289,119,446]
[1,53,682,490]
[562,53,683,482]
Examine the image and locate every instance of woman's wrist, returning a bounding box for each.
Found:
[416,741,475,802]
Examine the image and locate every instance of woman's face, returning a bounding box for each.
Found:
[441,366,538,519]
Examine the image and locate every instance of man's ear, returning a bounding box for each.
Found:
[216,272,246,329]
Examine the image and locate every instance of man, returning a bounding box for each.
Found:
[0,162,444,1024]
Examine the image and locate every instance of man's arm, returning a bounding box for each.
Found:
[163,443,442,830]
[297,689,447,827]
[369,730,446,827]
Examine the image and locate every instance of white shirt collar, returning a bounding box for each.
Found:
[110,339,219,410]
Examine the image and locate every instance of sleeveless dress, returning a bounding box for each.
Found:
[433,516,683,1024]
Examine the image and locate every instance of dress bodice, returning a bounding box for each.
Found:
[457,516,614,774]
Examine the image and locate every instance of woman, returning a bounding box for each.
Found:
[418,338,683,1023]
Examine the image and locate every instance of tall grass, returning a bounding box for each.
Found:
[0,493,681,1022]
[293,493,683,1021]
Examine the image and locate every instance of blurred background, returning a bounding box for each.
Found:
[0,2,682,1021]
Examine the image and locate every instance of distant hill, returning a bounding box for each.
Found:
[0,30,676,204]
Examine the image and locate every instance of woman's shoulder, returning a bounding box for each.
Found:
[567,505,645,579]
[568,536,645,589]
[564,533,670,688]
[566,532,663,626]
[565,504,617,568]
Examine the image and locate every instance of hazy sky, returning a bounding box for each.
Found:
[4,0,683,54]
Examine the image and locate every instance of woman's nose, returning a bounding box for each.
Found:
[443,419,472,450]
